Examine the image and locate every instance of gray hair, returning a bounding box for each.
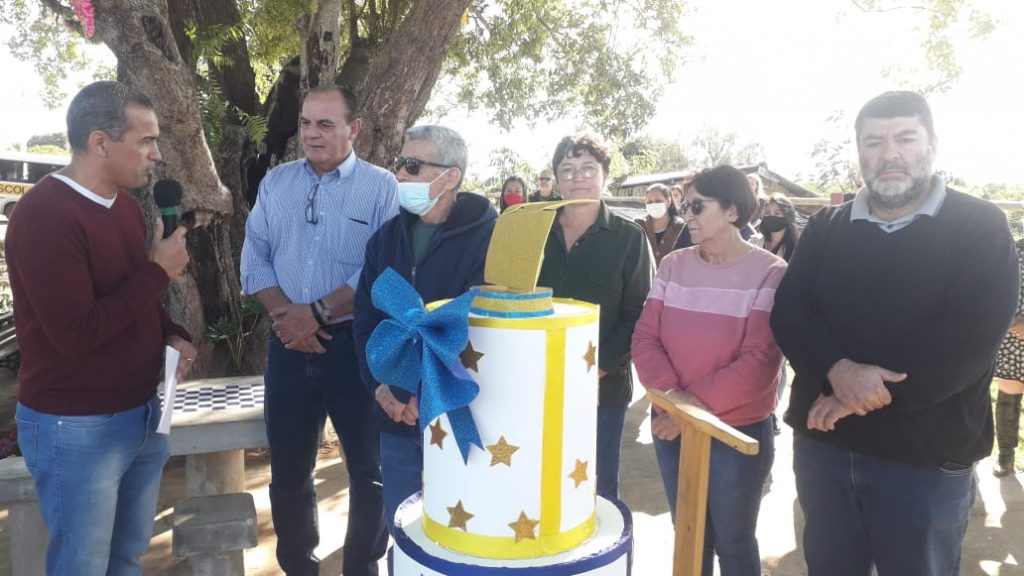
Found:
[67,81,155,151]
[404,125,468,187]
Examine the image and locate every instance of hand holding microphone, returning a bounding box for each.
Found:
[151,179,191,280]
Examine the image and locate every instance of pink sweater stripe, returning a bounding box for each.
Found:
[632,247,787,426]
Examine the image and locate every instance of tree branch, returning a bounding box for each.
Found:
[849,0,943,16]
[38,0,86,37]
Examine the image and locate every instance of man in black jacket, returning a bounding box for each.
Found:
[770,91,1019,576]
[354,125,497,547]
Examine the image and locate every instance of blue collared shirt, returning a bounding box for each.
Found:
[849,176,947,233]
[240,154,398,317]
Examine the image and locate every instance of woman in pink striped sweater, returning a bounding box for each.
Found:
[632,164,787,576]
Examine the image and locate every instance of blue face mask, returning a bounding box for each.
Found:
[397,169,450,216]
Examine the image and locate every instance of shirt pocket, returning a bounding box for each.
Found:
[327,213,376,266]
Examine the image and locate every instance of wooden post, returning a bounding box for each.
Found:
[648,390,760,576]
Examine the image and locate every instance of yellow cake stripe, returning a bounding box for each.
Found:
[422,512,596,559]
[540,327,566,538]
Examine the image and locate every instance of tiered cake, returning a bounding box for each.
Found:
[392,286,633,575]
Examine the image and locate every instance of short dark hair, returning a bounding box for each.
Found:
[306,84,360,121]
[551,131,611,175]
[691,165,756,228]
[855,91,934,139]
[67,81,155,152]
[500,175,528,211]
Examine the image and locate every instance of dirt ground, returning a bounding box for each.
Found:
[2,388,1023,575]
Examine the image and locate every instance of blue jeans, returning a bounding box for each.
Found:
[793,434,975,576]
[16,396,169,576]
[653,415,774,576]
[596,404,628,499]
[264,325,386,576]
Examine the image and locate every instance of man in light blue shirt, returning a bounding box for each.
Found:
[241,84,397,576]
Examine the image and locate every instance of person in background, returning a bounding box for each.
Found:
[635,183,685,267]
[758,193,800,434]
[499,175,528,212]
[537,131,654,499]
[633,164,785,576]
[529,167,563,202]
[8,80,194,575]
[669,183,686,214]
[992,236,1024,477]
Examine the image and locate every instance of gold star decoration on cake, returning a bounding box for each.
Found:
[508,511,540,543]
[460,340,485,372]
[568,459,589,488]
[446,500,474,531]
[583,341,597,372]
[486,435,520,467]
[429,419,448,449]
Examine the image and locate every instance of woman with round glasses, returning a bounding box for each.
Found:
[499,175,528,212]
[632,164,786,576]
[635,183,685,267]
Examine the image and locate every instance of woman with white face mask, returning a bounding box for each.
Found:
[634,183,685,267]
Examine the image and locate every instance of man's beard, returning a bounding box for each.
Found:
[863,151,934,210]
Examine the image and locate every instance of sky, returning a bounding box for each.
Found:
[1,0,1022,186]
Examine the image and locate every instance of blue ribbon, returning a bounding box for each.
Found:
[366,268,482,461]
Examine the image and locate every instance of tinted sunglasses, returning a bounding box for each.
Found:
[391,156,454,176]
[679,197,718,216]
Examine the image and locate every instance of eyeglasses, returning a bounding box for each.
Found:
[679,197,718,216]
[556,165,600,182]
[306,183,319,225]
[539,176,553,182]
[391,156,454,176]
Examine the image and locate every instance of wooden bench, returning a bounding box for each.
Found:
[0,312,19,372]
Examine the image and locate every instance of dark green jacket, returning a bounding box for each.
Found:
[538,202,655,406]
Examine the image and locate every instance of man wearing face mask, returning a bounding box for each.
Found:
[353,125,497,557]
[241,85,397,576]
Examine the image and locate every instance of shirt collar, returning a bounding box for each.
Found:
[850,175,946,226]
[302,150,357,182]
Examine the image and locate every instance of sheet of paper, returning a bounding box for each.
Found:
[157,345,179,435]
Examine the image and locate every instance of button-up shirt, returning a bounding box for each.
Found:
[537,202,654,406]
[240,154,398,319]
[850,175,946,233]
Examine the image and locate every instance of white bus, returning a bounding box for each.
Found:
[0,151,70,217]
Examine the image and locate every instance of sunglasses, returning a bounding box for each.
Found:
[539,176,553,182]
[306,183,319,225]
[679,197,718,216]
[391,156,454,176]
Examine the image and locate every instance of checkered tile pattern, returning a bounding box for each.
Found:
[162,383,265,413]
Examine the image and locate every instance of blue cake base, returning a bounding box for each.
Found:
[393,494,633,575]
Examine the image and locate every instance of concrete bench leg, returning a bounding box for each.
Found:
[184,450,246,573]
[9,500,46,575]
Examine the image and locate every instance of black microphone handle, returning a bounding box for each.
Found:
[161,212,179,239]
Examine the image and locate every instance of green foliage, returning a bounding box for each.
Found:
[26,144,69,156]
[197,77,268,150]
[688,128,763,168]
[239,0,308,99]
[854,0,999,95]
[620,135,690,176]
[26,131,67,150]
[206,295,264,374]
[0,0,104,107]
[807,111,861,194]
[441,0,691,140]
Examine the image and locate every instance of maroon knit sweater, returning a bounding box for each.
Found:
[5,176,190,415]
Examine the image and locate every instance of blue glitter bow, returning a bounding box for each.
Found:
[366,268,482,461]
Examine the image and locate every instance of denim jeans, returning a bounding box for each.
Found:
[264,324,386,576]
[16,395,169,576]
[793,434,975,576]
[653,415,774,576]
[596,404,628,499]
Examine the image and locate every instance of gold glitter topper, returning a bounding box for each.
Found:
[484,199,597,293]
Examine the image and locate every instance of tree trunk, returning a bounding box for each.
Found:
[302,0,342,93]
[352,0,472,164]
[92,0,240,377]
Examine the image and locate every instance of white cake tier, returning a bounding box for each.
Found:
[394,494,633,575]
[422,299,601,558]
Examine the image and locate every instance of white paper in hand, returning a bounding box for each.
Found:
[157,345,180,435]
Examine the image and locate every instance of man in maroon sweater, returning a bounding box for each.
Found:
[6,81,194,575]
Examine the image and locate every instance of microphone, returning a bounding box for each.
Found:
[153,179,182,239]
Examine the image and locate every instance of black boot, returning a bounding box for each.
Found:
[993,391,1022,477]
